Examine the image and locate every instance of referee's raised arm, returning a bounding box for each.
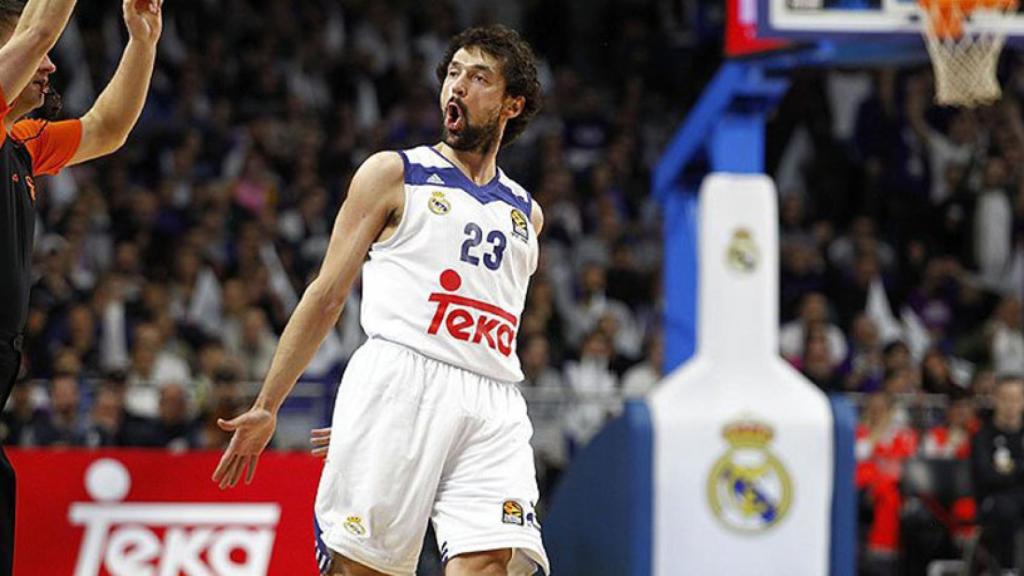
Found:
[0,0,76,106]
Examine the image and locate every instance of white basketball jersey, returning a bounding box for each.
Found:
[360,146,539,382]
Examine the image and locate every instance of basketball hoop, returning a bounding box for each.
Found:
[918,0,1018,107]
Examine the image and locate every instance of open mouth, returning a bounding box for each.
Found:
[445,101,465,133]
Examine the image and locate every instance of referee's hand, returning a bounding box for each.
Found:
[212,408,276,489]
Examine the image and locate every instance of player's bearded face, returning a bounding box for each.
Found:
[442,98,501,154]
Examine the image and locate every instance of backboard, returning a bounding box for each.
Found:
[763,0,1024,38]
[727,0,1024,57]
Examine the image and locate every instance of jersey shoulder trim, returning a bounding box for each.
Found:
[402,145,450,169]
[497,171,532,218]
[399,145,531,216]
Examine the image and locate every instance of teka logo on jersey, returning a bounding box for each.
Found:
[69,458,280,576]
[427,269,517,356]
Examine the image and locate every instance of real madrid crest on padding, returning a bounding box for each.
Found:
[707,418,793,533]
[726,228,759,273]
[428,191,451,215]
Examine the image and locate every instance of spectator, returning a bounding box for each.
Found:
[856,393,919,562]
[564,330,620,450]
[193,340,227,411]
[988,296,1024,375]
[520,333,568,480]
[197,365,246,450]
[225,307,278,384]
[129,383,199,450]
[915,393,981,554]
[566,262,639,356]
[30,374,87,447]
[0,379,33,447]
[971,374,1024,569]
[882,341,913,375]
[800,322,843,392]
[125,322,191,417]
[923,393,979,460]
[843,314,885,393]
[974,156,1015,289]
[780,292,847,365]
[622,331,663,399]
[84,385,124,447]
[921,348,960,396]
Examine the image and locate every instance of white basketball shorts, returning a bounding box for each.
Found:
[314,338,549,576]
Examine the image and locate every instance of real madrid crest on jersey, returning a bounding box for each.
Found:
[726,228,759,273]
[510,209,529,242]
[428,191,451,215]
[707,418,792,533]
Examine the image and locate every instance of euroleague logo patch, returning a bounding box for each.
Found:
[510,209,529,242]
[502,500,524,526]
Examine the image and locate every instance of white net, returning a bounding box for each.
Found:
[919,0,1017,107]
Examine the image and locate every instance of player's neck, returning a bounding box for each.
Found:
[435,142,499,186]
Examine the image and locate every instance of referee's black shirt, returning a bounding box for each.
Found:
[0,132,37,340]
[0,91,82,403]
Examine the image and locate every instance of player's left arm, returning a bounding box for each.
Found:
[67,0,162,166]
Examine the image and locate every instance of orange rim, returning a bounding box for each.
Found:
[918,0,1019,38]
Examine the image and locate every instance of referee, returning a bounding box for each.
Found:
[0,1,162,574]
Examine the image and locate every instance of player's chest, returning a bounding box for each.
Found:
[411,187,536,273]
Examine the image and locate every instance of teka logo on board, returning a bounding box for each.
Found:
[68,458,280,576]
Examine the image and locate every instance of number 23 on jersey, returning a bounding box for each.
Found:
[460,222,507,270]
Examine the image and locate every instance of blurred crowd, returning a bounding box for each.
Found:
[0,0,708,467]
[1,4,1024,564]
[774,65,1024,572]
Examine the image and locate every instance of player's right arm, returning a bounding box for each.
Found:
[0,0,77,107]
[213,151,405,489]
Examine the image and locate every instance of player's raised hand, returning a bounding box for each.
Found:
[212,407,276,489]
[310,427,331,458]
[123,0,163,46]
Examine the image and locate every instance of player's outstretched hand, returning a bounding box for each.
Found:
[124,0,163,46]
[212,408,276,489]
[310,427,331,458]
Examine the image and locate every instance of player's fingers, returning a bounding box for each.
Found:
[229,455,248,488]
[212,450,235,481]
[310,435,330,447]
[217,415,243,432]
[245,455,259,485]
[310,427,331,438]
[311,446,328,458]
[219,455,241,489]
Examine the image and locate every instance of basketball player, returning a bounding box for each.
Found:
[213,25,548,576]
[0,1,162,574]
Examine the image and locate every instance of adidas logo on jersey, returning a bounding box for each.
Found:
[426,269,517,357]
[427,173,445,186]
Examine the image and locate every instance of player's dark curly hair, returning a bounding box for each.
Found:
[435,25,542,148]
[0,0,23,32]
